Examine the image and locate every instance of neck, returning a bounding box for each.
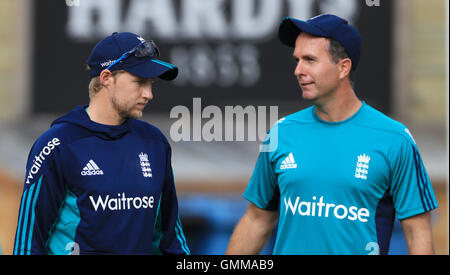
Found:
[314,85,362,123]
[86,93,125,126]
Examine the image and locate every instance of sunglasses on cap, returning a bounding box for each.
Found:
[105,40,160,71]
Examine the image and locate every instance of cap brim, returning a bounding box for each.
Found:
[124,59,178,81]
[279,17,329,47]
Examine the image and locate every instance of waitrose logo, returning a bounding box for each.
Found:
[283,195,370,223]
[26,138,61,184]
[89,193,155,211]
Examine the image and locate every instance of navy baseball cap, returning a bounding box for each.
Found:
[279,14,362,70]
[87,32,178,80]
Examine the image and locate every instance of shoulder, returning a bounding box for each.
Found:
[279,106,315,126]
[30,123,78,154]
[261,106,315,154]
[130,119,169,145]
[268,106,315,134]
[356,104,417,145]
[267,106,317,138]
[25,124,70,181]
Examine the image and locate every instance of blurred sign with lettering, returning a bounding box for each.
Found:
[33,0,392,115]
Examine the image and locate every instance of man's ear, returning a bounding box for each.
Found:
[338,58,352,80]
[99,69,114,87]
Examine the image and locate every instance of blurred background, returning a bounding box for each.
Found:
[0,0,448,255]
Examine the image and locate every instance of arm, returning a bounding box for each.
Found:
[152,144,190,255]
[401,212,435,255]
[226,203,278,255]
[14,136,65,255]
[389,134,438,255]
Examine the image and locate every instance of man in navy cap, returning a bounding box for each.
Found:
[13,32,190,254]
[227,14,438,255]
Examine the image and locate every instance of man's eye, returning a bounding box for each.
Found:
[136,79,154,85]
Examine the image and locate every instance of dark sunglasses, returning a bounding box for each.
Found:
[105,40,160,71]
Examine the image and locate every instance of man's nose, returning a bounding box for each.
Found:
[294,61,305,77]
[142,84,153,100]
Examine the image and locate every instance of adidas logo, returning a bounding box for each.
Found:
[81,160,104,176]
[280,153,298,170]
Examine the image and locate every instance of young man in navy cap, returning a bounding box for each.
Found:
[227,14,438,255]
[13,32,190,255]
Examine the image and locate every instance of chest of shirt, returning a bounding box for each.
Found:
[272,133,392,202]
[60,135,167,199]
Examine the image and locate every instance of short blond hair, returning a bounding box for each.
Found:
[88,70,126,99]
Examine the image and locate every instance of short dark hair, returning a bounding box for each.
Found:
[328,39,349,64]
[328,38,354,83]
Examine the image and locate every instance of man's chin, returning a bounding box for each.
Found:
[301,90,317,101]
[129,110,143,119]
[120,109,143,120]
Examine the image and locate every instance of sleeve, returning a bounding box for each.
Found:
[389,137,439,220]
[152,143,190,255]
[243,130,279,211]
[13,136,66,255]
